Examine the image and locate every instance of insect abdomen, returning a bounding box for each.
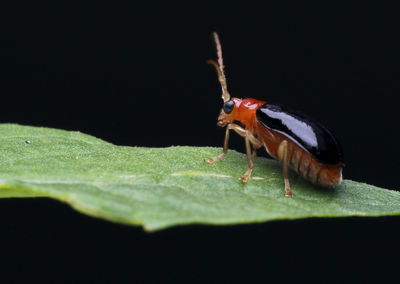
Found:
[256,122,342,186]
[287,143,342,186]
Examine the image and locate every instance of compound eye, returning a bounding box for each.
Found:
[223,100,235,114]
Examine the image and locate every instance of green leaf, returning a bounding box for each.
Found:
[0,124,399,231]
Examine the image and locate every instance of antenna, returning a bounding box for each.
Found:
[208,32,231,102]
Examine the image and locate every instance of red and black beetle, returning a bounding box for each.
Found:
[204,32,344,197]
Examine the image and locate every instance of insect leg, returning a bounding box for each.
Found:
[277,140,292,197]
[230,125,262,158]
[239,132,254,183]
[252,143,262,157]
[204,125,231,163]
[224,124,261,182]
[204,123,262,164]
[228,124,263,149]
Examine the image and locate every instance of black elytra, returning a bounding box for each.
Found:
[223,100,235,114]
[256,104,344,165]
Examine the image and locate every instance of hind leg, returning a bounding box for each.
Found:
[277,140,292,197]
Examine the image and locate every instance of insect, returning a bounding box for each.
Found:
[204,32,344,197]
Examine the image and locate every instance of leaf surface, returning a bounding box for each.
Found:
[0,124,399,231]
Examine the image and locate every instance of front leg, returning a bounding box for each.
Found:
[238,130,254,183]
[204,125,230,163]
[204,123,262,163]
[204,124,262,183]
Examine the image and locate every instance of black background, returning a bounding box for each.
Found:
[1,1,399,283]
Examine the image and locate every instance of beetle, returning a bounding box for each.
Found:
[204,32,344,197]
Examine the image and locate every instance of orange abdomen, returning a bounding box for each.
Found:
[256,122,343,186]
